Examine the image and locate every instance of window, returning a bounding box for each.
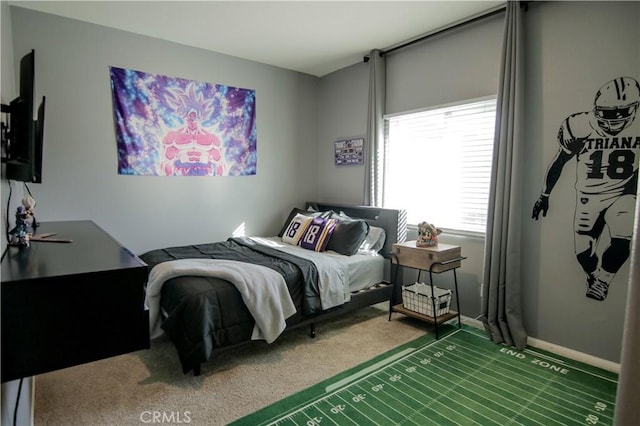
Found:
[383,97,496,234]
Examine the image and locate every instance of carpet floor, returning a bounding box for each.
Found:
[33,303,429,425]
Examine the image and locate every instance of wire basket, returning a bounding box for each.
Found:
[402,282,452,317]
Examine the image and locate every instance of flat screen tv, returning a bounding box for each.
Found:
[1,49,45,183]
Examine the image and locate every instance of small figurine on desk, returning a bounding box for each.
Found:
[9,206,33,247]
[8,195,38,247]
[416,221,442,247]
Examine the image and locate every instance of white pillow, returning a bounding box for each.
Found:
[358,226,386,253]
[281,213,313,245]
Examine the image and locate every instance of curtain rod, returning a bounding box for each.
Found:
[364,3,508,62]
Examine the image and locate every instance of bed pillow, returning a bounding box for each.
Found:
[277,208,324,237]
[299,217,337,252]
[358,226,387,254]
[326,213,370,256]
[281,213,313,245]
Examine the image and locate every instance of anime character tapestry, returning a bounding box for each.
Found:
[109,67,256,176]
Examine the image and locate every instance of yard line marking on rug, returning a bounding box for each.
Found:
[325,347,417,393]
[233,327,617,426]
[391,344,553,426]
[440,350,596,421]
[358,375,471,426]
[325,329,526,426]
[439,332,616,423]
[324,328,462,394]
[381,370,504,423]
[411,339,538,423]
[339,391,397,425]
[439,342,608,420]
[344,379,469,426]
[279,329,466,426]
[360,375,441,422]
[449,331,617,398]
[390,356,537,425]
[448,334,617,409]
[463,327,617,384]
[434,330,617,425]
[447,344,616,420]
[523,348,618,383]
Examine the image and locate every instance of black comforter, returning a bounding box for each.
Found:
[140,237,322,374]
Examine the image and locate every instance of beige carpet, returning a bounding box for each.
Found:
[33,304,430,426]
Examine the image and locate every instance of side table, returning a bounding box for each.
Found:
[389,240,466,339]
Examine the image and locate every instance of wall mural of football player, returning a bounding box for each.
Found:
[532,76,640,302]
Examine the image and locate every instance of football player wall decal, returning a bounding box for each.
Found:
[532,76,640,302]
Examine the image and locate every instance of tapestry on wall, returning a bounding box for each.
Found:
[532,76,640,302]
[109,67,256,176]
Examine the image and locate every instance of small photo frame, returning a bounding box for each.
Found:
[334,138,364,165]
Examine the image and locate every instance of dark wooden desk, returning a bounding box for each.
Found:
[1,220,150,382]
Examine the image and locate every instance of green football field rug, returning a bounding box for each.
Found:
[230,325,618,426]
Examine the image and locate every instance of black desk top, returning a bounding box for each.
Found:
[1,220,146,283]
[1,220,150,382]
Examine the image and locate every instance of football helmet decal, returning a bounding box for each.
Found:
[593,76,640,135]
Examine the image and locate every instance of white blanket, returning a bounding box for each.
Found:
[145,259,296,343]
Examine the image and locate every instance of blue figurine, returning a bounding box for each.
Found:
[9,202,34,247]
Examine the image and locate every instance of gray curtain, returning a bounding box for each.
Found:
[364,49,385,207]
[614,201,640,424]
[480,1,527,350]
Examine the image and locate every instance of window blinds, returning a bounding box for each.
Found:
[383,97,496,234]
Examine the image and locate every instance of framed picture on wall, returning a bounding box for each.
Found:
[334,137,364,165]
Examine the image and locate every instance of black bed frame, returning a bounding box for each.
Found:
[191,202,407,376]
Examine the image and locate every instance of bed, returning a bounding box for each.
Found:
[139,202,407,375]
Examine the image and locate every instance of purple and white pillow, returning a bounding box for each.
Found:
[299,217,337,252]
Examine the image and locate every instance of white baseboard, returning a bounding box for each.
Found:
[1,377,34,426]
[526,337,620,373]
[460,316,620,374]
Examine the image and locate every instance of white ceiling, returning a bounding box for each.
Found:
[10,1,505,77]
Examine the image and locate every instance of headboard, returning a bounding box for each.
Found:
[305,202,407,258]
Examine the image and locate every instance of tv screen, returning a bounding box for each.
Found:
[2,49,45,183]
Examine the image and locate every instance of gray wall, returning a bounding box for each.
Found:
[385,13,503,115]
[7,7,320,255]
[318,13,504,324]
[2,1,16,252]
[521,0,638,362]
[1,3,34,426]
[318,62,369,204]
[318,1,639,363]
